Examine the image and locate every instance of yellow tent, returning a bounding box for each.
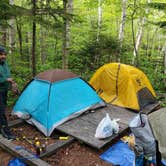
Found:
[89,63,156,111]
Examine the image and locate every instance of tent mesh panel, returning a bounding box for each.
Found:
[137,87,156,109]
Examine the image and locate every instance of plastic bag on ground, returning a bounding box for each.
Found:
[111,118,120,134]
[95,113,119,139]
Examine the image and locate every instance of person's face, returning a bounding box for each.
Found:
[0,52,7,62]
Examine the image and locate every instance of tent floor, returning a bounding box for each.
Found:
[56,103,159,149]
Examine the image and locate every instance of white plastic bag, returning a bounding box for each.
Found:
[95,113,113,139]
[95,113,120,139]
[111,119,120,134]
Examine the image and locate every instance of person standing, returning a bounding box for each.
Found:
[0,46,18,139]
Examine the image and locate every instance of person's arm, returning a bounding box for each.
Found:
[0,73,9,83]
[6,62,19,95]
[9,79,19,95]
[0,61,11,83]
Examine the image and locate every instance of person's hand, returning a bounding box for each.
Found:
[11,82,19,95]
[7,78,14,83]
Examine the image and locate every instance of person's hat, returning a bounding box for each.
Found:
[0,46,7,54]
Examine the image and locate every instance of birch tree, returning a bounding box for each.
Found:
[97,0,102,42]
[132,0,151,65]
[118,0,127,51]
[95,0,103,65]
[162,41,166,89]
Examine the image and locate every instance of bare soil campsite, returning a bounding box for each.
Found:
[0,102,161,166]
[0,1,166,166]
[0,108,114,166]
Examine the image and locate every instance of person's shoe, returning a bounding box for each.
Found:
[0,126,16,140]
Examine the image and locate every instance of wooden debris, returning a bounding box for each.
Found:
[40,136,75,158]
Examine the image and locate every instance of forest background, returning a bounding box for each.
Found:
[0,0,165,105]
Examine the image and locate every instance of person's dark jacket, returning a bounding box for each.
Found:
[0,61,11,92]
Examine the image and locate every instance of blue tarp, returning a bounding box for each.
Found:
[8,158,26,166]
[162,160,166,165]
[100,141,135,166]
[13,78,104,136]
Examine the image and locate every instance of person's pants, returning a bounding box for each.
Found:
[0,91,8,126]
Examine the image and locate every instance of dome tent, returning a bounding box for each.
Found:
[12,69,105,136]
[89,63,157,111]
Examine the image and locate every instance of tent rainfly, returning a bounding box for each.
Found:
[12,69,105,136]
[89,63,157,111]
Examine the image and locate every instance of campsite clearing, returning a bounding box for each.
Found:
[0,140,112,166]
[0,103,159,165]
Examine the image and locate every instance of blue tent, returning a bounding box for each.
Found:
[12,69,105,136]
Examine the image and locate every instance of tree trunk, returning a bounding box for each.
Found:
[118,0,127,55]
[132,17,145,61]
[97,0,102,42]
[145,27,150,57]
[26,31,32,68]
[40,25,46,64]
[1,28,7,46]
[149,27,158,57]
[130,0,137,66]
[95,0,102,65]
[158,35,161,56]
[162,42,166,89]
[9,0,15,55]
[32,0,37,77]
[131,15,137,65]
[62,0,73,69]
[132,0,151,65]
[39,0,46,64]
[16,19,23,57]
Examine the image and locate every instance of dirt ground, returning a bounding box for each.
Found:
[0,140,112,166]
[1,104,163,166]
[0,109,113,166]
[44,141,112,166]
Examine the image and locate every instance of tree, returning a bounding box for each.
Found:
[16,18,23,56]
[62,0,73,69]
[132,0,151,65]
[162,42,166,89]
[97,0,102,42]
[9,0,15,54]
[118,0,127,61]
[32,0,37,76]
